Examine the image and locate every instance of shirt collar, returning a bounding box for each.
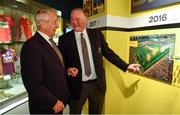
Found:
[74,28,87,38]
[37,31,52,45]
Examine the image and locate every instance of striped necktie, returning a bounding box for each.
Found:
[81,33,91,77]
[49,38,64,66]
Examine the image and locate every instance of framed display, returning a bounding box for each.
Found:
[131,0,180,13]
[93,0,104,15]
[83,0,93,17]
[129,34,175,83]
[83,0,105,17]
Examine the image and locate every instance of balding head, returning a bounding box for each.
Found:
[70,8,88,32]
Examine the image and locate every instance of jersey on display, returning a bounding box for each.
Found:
[19,16,32,41]
[1,48,17,75]
[0,15,13,43]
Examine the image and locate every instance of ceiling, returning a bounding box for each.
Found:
[35,0,83,20]
[0,0,83,20]
[0,0,37,14]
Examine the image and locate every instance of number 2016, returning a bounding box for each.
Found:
[149,14,167,23]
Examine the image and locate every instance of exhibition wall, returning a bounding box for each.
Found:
[86,0,180,114]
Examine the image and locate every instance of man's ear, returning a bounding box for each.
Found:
[40,21,46,29]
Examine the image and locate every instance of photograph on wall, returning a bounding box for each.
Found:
[129,34,175,83]
[131,0,180,13]
[83,0,93,17]
[93,0,104,15]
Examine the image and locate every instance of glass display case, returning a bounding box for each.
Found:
[0,42,25,103]
[0,0,37,112]
[0,0,63,113]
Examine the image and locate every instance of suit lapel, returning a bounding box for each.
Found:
[87,29,97,59]
[70,31,82,68]
[71,31,79,53]
[35,32,63,66]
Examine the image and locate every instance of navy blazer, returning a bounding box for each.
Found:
[21,32,68,113]
[58,29,128,100]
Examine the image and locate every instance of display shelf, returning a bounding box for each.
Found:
[0,41,25,46]
[0,74,26,105]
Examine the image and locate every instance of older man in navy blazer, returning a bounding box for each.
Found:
[58,8,140,114]
[21,8,68,114]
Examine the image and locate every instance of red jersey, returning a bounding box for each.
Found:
[0,15,13,43]
[19,16,32,41]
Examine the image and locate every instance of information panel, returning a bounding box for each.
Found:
[131,0,180,13]
[129,34,175,83]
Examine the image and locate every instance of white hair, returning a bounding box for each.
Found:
[35,8,56,27]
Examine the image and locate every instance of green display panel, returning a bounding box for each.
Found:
[129,34,175,83]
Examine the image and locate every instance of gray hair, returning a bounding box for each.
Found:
[35,8,56,27]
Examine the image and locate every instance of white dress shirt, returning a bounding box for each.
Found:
[74,29,97,81]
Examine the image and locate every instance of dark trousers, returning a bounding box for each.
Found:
[69,81,105,114]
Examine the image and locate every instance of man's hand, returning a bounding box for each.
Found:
[52,100,65,113]
[67,67,78,77]
[127,64,141,73]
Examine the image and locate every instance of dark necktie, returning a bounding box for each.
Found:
[81,33,91,77]
[49,38,64,66]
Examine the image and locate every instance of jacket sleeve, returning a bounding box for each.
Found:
[97,30,129,72]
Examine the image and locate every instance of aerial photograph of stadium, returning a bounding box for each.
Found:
[129,34,175,83]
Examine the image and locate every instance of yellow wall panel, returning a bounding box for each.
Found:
[85,0,180,114]
[104,28,180,114]
[107,0,130,17]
